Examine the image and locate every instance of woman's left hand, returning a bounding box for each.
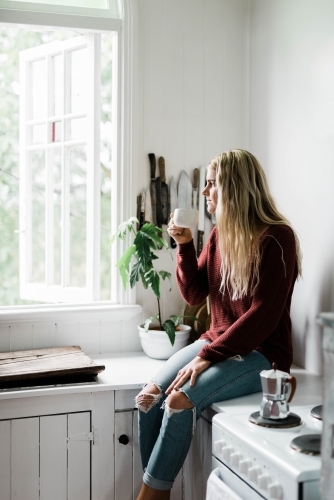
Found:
[165,356,211,394]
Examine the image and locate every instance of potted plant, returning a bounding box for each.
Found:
[111,217,193,359]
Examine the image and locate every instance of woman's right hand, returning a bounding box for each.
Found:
[167,213,193,245]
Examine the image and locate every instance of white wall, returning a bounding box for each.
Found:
[249,0,334,374]
[133,0,248,323]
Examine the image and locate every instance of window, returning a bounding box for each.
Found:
[0,24,119,306]
[20,34,102,303]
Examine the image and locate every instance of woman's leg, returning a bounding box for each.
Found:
[141,350,271,493]
[135,340,209,470]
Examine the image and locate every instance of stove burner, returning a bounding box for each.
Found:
[290,434,321,455]
[249,411,302,428]
[310,405,323,420]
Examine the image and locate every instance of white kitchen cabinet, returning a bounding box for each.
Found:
[0,390,114,500]
[0,412,91,500]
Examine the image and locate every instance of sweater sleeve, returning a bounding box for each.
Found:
[198,226,298,363]
[175,230,215,305]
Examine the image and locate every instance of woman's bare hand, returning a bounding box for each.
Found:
[165,356,211,394]
[167,213,193,245]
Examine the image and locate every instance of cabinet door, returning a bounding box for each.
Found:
[0,412,91,500]
[11,417,40,500]
[0,420,11,499]
[68,412,91,500]
[115,410,134,500]
[40,414,68,500]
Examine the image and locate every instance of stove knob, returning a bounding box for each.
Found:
[239,458,252,474]
[230,452,243,468]
[222,445,234,462]
[248,465,261,482]
[268,482,283,499]
[258,473,271,489]
[213,439,226,454]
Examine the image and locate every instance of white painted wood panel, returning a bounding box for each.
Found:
[32,321,57,350]
[221,0,246,149]
[40,414,67,500]
[11,417,39,500]
[0,325,10,353]
[142,0,165,155]
[183,0,205,168]
[68,412,91,500]
[115,410,133,499]
[0,420,11,500]
[203,0,227,158]
[115,389,138,410]
[132,410,142,499]
[90,391,115,500]
[162,0,185,170]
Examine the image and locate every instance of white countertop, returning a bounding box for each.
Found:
[211,365,323,415]
[0,353,323,416]
[0,352,165,400]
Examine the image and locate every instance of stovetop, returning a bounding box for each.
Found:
[213,405,322,482]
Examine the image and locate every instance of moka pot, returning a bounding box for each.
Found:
[259,362,297,419]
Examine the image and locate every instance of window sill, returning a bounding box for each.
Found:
[0,303,142,323]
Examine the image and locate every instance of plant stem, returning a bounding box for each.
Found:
[157,298,163,330]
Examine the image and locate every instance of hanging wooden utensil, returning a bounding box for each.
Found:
[158,156,169,225]
[193,168,199,209]
[148,153,157,226]
[169,176,177,249]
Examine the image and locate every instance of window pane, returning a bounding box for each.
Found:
[50,148,62,285]
[100,33,112,300]
[53,54,63,116]
[31,58,46,120]
[68,117,87,140]
[70,48,87,114]
[31,123,45,145]
[69,145,86,287]
[30,149,45,283]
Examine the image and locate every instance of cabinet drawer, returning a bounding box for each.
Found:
[115,389,139,410]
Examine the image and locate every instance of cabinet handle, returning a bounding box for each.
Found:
[118,434,129,445]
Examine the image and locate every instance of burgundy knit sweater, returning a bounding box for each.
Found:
[176,225,298,372]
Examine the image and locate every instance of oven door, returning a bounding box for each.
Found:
[211,457,266,500]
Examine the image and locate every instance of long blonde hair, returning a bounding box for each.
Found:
[209,149,302,300]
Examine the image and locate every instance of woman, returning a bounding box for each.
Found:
[135,149,302,500]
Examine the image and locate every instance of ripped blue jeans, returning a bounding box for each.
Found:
[135,340,271,491]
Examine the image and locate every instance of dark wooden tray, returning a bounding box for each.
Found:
[0,346,105,383]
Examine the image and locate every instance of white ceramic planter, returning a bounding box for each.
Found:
[138,324,191,360]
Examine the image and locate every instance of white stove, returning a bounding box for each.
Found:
[212,405,322,500]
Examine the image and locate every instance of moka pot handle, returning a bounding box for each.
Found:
[286,375,297,403]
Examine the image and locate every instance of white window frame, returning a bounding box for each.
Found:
[0,0,123,20]
[20,34,101,303]
[0,0,137,320]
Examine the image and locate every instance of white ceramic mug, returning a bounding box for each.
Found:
[173,208,199,228]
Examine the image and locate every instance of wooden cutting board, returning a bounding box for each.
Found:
[0,346,105,383]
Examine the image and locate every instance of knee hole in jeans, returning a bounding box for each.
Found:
[135,382,162,413]
[165,390,194,411]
